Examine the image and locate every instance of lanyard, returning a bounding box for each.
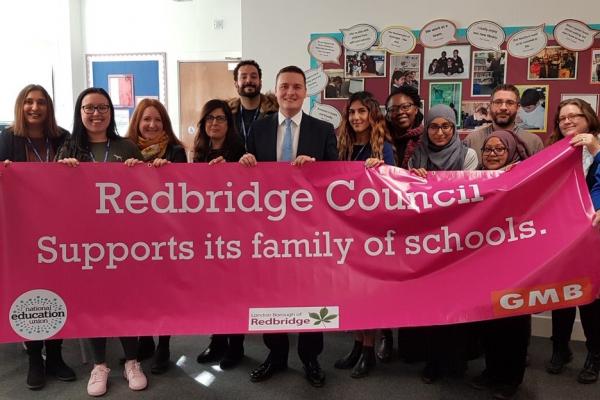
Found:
[26,137,50,162]
[239,105,260,144]
[89,139,111,163]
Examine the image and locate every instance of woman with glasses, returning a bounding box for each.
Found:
[122,98,187,374]
[545,98,600,384]
[469,130,531,400]
[194,99,245,369]
[0,84,75,390]
[57,88,147,397]
[408,104,477,384]
[333,91,394,378]
[378,86,426,364]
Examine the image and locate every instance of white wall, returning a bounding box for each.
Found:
[82,0,241,134]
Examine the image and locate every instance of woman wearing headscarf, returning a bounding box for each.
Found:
[469,130,531,400]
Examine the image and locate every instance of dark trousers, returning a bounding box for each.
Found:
[425,324,469,375]
[25,339,62,354]
[90,337,138,364]
[552,299,600,353]
[263,332,323,365]
[480,315,530,386]
[211,334,245,350]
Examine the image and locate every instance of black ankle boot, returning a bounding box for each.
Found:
[151,344,171,375]
[27,352,46,390]
[334,340,362,369]
[45,341,76,382]
[546,343,572,374]
[578,352,600,383]
[351,346,375,378]
[197,335,227,363]
[376,330,393,363]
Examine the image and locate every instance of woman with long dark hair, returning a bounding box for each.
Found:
[0,84,74,390]
[333,91,394,378]
[57,87,147,397]
[194,99,245,369]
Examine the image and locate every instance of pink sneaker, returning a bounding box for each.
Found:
[87,364,110,397]
[123,360,147,391]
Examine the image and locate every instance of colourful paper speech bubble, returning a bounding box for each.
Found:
[305,67,329,97]
[340,24,378,52]
[308,36,342,64]
[554,19,600,52]
[419,19,457,48]
[378,26,417,54]
[507,25,548,59]
[310,103,342,130]
[467,20,506,51]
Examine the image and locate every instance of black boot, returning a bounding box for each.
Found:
[376,330,393,363]
[26,343,46,390]
[351,346,376,378]
[151,343,171,375]
[545,342,572,374]
[334,340,362,369]
[138,336,156,361]
[578,352,600,384]
[197,335,227,363]
[45,340,76,382]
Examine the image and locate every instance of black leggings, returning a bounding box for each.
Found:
[551,299,600,353]
[90,337,138,364]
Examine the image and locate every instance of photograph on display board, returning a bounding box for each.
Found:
[423,45,471,80]
[515,85,549,132]
[592,49,600,84]
[323,69,365,100]
[461,101,492,130]
[108,74,134,108]
[560,94,599,113]
[429,82,462,126]
[389,54,420,94]
[471,51,507,97]
[345,49,386,78]
[528,46,577,80]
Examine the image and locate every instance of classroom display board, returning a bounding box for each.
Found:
[307,20,600,144]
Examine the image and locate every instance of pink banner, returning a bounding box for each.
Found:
[1,140,600,343]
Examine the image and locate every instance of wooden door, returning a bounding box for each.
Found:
[178,61,238,155]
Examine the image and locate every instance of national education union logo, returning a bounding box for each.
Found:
[9,289,67,340]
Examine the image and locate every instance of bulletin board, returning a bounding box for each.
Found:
[307,20,600,145]
[85,53,167,134]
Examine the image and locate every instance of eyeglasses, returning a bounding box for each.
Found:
[428,123,453,132]
[386,103,414,114]
[205,115,227,123]
[558,113,585,124]
[81,104,110,114]
[482,147,507,155]
[491,99,518,108]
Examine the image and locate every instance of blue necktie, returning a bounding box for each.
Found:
[281,118,293,161]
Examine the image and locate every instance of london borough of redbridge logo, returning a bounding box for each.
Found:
[9,289,67,340]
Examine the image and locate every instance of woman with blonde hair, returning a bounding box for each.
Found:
[334,91,394,378]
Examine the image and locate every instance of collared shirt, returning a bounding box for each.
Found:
[276,110,302,161]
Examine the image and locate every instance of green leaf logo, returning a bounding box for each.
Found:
[309,307,338,327]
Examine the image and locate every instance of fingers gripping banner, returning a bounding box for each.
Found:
[1,140,599,343]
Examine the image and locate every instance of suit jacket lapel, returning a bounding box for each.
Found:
[267,113,278,161]
[297,112,311,157]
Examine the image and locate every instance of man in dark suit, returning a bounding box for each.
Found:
[240,65,337,387]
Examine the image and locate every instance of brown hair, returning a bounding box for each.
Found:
[11,84,60,138]
[126,99,182,146]
[338,91,391,161]
[550,98,600,144]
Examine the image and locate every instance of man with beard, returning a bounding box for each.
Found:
[385,85,424,168]
[463,84,544,163]
[227,60,278,149]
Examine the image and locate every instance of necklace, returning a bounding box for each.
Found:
[352,143,368,161]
